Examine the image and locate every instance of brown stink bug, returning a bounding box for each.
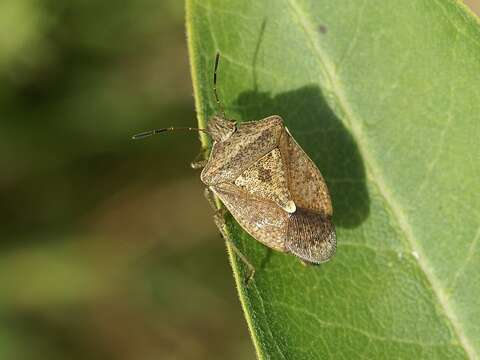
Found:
[133,53,336,281]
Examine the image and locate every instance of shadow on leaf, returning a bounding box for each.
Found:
[233,86,369,228]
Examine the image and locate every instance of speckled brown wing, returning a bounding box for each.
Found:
[279,128,332,215]
[279,127,336,263]
[211,183,288,252]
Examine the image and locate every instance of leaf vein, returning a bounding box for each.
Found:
[272,300,461,348]
[334,0,368,74]
[416,64,455,194]
[285,0,477,358]
[253,284,288,359]
[448,225,480,296]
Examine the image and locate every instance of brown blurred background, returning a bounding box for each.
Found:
[0,1,253,359]
[0,1,477,359]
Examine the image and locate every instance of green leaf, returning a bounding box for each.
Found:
[186,0,480,358]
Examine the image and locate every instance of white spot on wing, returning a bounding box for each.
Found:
[283,200,296,213]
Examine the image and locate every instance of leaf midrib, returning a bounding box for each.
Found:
[286,0,476,358]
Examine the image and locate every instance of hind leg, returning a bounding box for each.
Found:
[204,187,256,284]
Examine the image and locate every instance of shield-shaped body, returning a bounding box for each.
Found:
[201,115,336,264]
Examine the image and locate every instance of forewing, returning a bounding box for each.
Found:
[212,183,288,252]
[280,129,333,215]
[286,207,336,264]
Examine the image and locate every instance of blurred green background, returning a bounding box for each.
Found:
[0,1,253,359]
[1,1,478,359]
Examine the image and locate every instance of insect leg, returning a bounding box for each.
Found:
[204,187,256,284]
[190,147,209,169]
[213,211,256,285]
[203,187,218,211]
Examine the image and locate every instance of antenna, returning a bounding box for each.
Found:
[132,127,211,140]
[213,52,227,119]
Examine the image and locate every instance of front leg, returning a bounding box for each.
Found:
[190,146,210,170]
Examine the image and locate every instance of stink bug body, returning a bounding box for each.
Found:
[133,53,336,279]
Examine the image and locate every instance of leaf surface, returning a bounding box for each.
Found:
[186,0,480,358]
